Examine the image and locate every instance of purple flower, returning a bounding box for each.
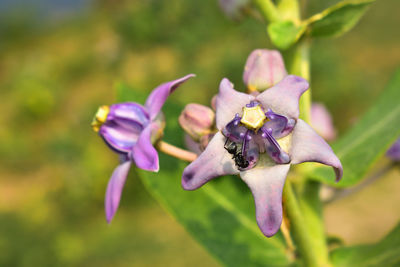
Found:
[92,74,195,223]
[387,138,400,161]
[311,102,337,141]
[181,75,342,237]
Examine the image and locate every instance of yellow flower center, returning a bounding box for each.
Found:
[240,105,267,130]
[91,105,110,132]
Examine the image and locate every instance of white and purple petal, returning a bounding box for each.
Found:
[131,123,160,172]
[256,75,309,119]
[216,78,255,130]
[290,119,343,181]
[182,132,239,190]
[145,74,195,120]
[240,164,291,237]
[105,160,132,223]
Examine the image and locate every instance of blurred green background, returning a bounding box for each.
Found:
[0,0,399,266]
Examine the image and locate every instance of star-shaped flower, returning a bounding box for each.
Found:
[181,75,342,237]
[92,74,194,223]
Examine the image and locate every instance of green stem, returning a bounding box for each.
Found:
[283,40,311,123]
[283,181,320,267]
[282,40,331,266]
[252,0,280,23]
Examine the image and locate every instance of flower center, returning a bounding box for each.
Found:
[222,101,293,170]
[92,105,110,132]
[240,105,267,130]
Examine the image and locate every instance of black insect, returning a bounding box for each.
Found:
[224,139,249,169]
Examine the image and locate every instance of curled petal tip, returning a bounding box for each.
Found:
[334,164,343,182]
[181,171,196,191]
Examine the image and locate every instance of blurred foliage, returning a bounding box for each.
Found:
[0,0,399,266]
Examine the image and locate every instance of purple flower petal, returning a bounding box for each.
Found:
[109,102,150,126]
[290,119,343,181]
[131,123,160,172]
[145,74,195,120]
[260,127,290,164]
[240,164,291,237]
[264,109,295,139]
[99,122,142,153]
[216,78,255,130]
[256,75,309,119]
[105,160,132,223]
[242,131,259,170]
[182,132,239,190]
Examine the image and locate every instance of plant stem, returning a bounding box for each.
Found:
[283,40,332,266]
[283,40,311,123]
[283,181,318,266]
[252,0,280,23]
[157,141,197,162]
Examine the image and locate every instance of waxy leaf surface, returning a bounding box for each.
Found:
[307,0,375,38]
[309,68,400,187]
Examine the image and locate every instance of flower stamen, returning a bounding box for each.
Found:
[92,105,110,132]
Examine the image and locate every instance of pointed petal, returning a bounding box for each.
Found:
[290,119,343,181]
[105,160,132,223]
[216,78,255,130]
[256,75,309,119]
[240,164,290,237]
[182,132,239,190]
[145,74,195,120]
[131,123,159,172]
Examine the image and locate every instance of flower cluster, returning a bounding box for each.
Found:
[92,49,343,238]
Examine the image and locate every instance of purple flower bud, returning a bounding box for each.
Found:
[179,103,215,141]
[218,0,250,20]
[387,138,400,161]
[311,103,337,141]
[243,49,287,92]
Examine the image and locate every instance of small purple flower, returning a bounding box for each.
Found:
[92,74,195,223]
[387,138,400,161]
[182,75,342,237]
[311,102,337,141]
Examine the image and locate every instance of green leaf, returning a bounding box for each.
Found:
[117,83,290,266]
[309,68,400,187]
[267,20,306,50]
[306,0,375,38]
[331,222,400,266]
